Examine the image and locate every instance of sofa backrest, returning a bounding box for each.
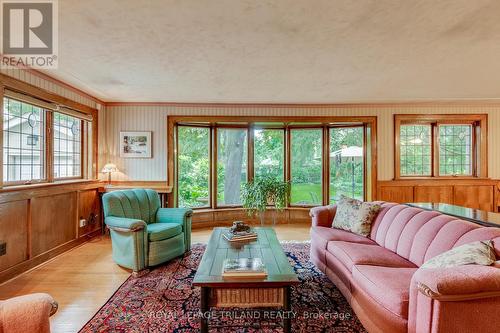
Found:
[102,189,160,224]
[369,202,500,266]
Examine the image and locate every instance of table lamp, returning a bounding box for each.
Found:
[101,163,119,186]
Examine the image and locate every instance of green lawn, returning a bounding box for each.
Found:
[291,183,322,204]
[291,183,363,205]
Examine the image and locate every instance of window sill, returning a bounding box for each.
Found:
[394,176,490,180]
[0,179,104,193]
[191,206,313,214]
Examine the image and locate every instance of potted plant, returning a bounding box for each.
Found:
[241,175,291,226]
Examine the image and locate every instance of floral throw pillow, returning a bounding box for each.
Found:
[421,240,497,269]
[332,195,381,237]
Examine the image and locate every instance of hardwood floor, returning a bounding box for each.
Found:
[0,223,311,333]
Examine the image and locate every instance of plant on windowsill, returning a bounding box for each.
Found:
[241,175,291,226]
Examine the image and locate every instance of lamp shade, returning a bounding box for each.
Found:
[101,163,119,173]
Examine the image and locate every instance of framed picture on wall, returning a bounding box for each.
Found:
[119,131,152,158]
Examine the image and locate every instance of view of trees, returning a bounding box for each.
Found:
[254,129,284,180]
[290,129,323,205]
[177,125,366,208]
[329,127,364,202]
[177,126,210,208]
[217,128,247,205]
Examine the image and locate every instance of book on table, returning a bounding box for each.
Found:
[222,258,267,279]
[222,231,258,242]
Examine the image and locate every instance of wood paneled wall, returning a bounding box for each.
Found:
[0,181,103,283]
[377,179,500,212]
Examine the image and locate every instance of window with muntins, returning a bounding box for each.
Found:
[53,112,82,179]
[395,114,487,178]
[2,91,94,187]
[3,97,46,183]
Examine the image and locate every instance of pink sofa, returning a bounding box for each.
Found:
[310,202,500,333]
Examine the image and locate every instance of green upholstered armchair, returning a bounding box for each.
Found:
[102,189,192,272]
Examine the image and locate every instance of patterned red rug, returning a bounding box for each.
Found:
[79,242,366,332]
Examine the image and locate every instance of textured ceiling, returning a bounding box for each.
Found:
[43,0,500,102]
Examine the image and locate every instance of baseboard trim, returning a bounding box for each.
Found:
[0,229,102,284]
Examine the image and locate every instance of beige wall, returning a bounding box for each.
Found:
[103,104,500,181]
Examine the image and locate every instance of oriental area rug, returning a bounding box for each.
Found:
[79,242,366,332]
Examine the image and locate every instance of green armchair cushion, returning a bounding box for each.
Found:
[147,223,182,242]
[156,207,192,226]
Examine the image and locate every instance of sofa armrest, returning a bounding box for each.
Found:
[309,205,337,228]
[156,208,193,227]
[414,265,500,301]
[105,216,146,232]
[0,293,57,333]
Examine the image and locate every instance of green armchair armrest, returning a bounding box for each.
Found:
[156,208,193,226]
[105,216,147,232]
[156,208,193,252]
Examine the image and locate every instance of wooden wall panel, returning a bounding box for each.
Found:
[191,208,309,229]
[454,185,494,212]
[377,186,414,203]
[31,192,77,257]
[78,189,101,237]
[288,209,310,223]
[0,200,28,271]
[414,186,454,204]
[377,180,499,212]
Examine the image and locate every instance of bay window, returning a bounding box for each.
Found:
[173,117,376,209]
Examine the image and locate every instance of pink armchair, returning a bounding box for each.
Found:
[0,293,58,333]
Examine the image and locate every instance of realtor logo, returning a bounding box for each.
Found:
[1,0,58,68]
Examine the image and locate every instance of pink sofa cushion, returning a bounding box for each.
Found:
[353,265,417,318]
[327,241,417,272]
[311,226,376,247]
[454,227,500,248]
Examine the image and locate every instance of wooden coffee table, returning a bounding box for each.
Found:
[193,227,299,333]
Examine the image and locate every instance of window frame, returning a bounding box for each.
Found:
[176,124,212,209]
[394,114,488,179]
[170,116,377,210]
[2,96,49,186]
[52,112,85,181]
[1,76,97,188]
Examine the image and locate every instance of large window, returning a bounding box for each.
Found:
[254,128,284,180]
[177,126,210,208]
[217,128,248,206]
[53,112,82,179]
[329,127,364,203]
[290,129,323,205]
[2,93,93,186]
[172,117,376,209]
[395,114,487,178]
[3,97,45,183]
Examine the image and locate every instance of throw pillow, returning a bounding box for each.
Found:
[332,195,381,237]
[421,240,497,269]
